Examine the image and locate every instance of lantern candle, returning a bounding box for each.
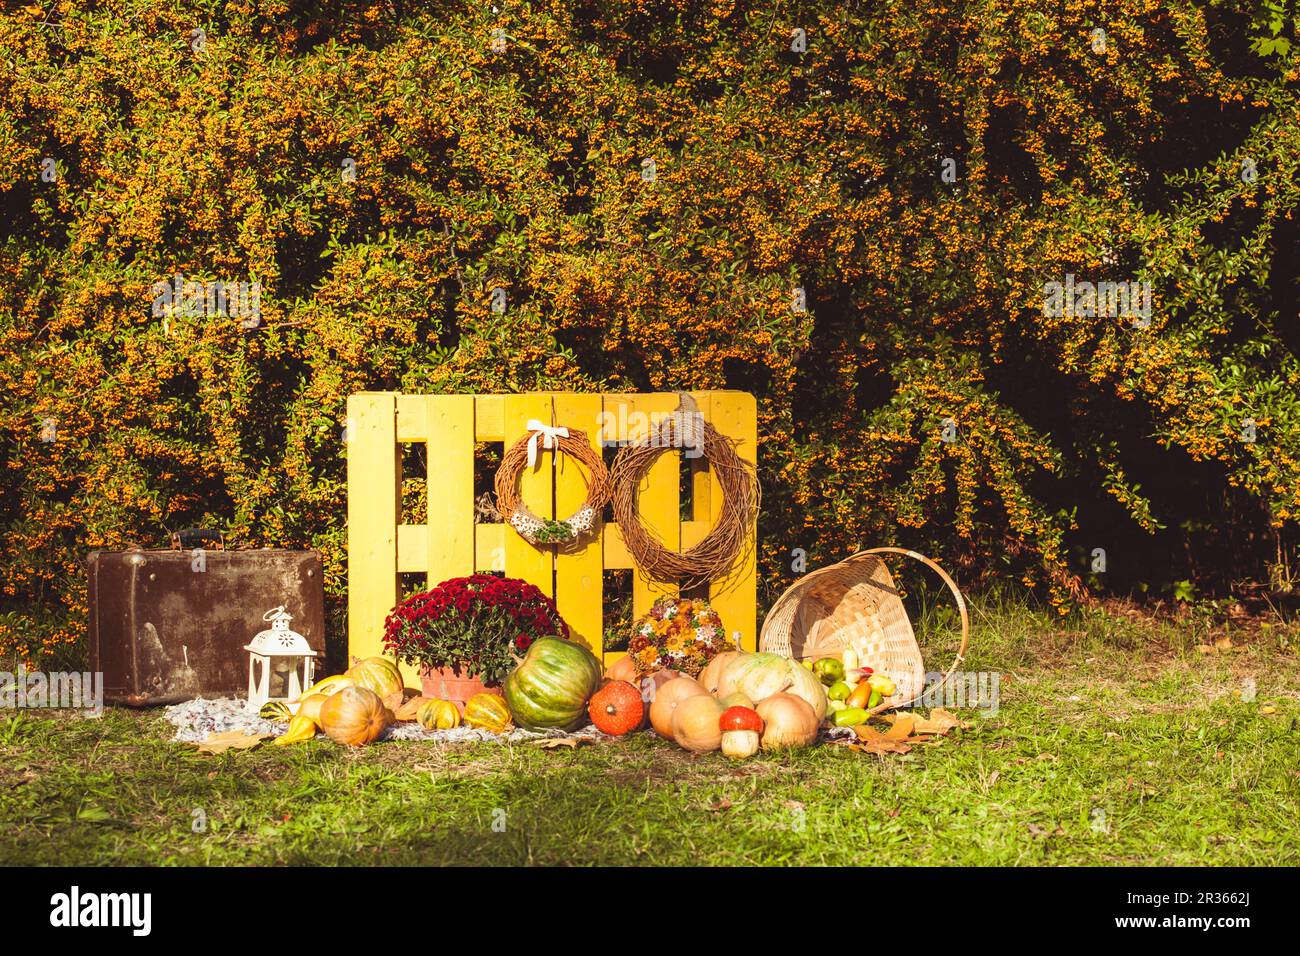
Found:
[244,606,317,711]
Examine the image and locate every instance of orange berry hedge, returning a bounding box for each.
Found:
[2,2,1298,666]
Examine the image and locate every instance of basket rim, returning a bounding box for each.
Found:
[760,547,970,713]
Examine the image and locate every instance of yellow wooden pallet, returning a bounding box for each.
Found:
[346,391,757,683]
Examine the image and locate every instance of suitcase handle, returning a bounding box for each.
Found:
[170,528,226,551]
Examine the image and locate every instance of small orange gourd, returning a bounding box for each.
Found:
[588,680,644,736]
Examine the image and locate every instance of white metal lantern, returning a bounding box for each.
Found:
[244,606,317,710]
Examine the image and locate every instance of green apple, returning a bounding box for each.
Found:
[812,657,846,685]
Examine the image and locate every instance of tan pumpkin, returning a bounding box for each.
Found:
[319,686,389,747]
[296,693,330,727]
[648,677,707,739]
[698,650,743,695]
[344,656,405,710]
[671,694,725,752]
[755,693,820,750]
[603,656,641,685]
[716,690,755,710]
[638,668,682,702]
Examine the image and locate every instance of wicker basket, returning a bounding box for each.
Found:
[760,547,970,714]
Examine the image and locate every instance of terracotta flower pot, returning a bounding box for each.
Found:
[420,664,501,710]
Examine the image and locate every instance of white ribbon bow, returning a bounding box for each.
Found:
[526,419,569,469]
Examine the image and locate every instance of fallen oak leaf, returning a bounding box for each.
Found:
[531,737,592,750]
[885,714,917,739]
[917,707,969,734]
[890,708,966,736]
[851,726,913,755]
[191,731,272,755]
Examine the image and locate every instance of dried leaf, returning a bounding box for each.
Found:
[885,714,917,739]
[191,731,272,755]
[851,726,913,754]
[907,708,969,735]
[706,796,732,812]
[394,695,433,722]
[531,737,592,750]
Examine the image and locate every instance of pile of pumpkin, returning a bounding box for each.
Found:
[595,648,839,758]
[266,637,610,747]
[264,656,514,747]
[267,639,895,758]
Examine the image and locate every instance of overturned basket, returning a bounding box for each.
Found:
[760,547,969,715]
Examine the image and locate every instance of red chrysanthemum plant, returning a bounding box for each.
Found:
[382,574,568,685]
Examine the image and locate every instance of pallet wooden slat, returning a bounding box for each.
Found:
[703,391,758,652]
[346,392,399,664]
[502,394,556,598]
[553,392,604,653]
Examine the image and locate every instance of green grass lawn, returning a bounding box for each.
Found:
[2,600,1298,866]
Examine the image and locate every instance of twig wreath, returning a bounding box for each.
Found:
[611,413,759,589]
[495,421,611,546]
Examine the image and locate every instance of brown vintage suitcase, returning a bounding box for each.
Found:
[88,531,326,705]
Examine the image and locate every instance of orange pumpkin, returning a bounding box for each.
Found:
[698,650,743,695]
[755,693,820,750]
[672,694,726,752]
[648,677,707,739]
[319,686,389,747]
[345,656,405,710]
[588,680,645,736]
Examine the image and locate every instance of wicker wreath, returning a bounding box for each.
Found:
[611,414,759,589]
[495,423,611,546]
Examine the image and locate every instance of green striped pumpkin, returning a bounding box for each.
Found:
[503,636,603,731]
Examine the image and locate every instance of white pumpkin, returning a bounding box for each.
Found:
[715,652,828,717]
